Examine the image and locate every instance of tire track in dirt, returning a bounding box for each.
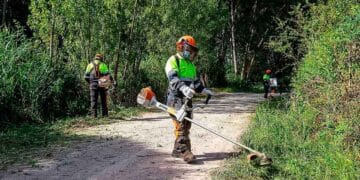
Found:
[0,92,264,180]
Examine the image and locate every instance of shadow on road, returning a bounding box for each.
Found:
[110,116,171,121]
[0,135,186,179]
[0,92,262,179]
[194,93,262,114]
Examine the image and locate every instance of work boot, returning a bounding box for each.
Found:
[182,150,195,163]
[172,149,196,163]
[171,136,196,163]
[171,140,186,158]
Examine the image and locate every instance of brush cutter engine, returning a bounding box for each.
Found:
[137,87,156,107]
[137,87,187,121]
[98,75,112,88]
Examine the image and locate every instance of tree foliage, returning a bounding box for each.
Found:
[1,0,308,123]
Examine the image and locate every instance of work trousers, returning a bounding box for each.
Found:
[90,83,108,117]
[263,81,270,98]
[167,93,193,153]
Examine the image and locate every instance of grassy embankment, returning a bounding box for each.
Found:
[214,0,359,179]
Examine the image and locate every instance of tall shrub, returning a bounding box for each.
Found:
[0,29,88,125]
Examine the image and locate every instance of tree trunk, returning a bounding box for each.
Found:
[241,0,259,81]
[121,0,138,81]
[241,43,251,80]
[114,57,119,82]
[114,34,122,82]
[242,55,255,81]
[230,0,238,74]
[87,0,92,62]
[1,0,7,27]
[113,2,123,83]
[49,5,55,63]
[214,29,227,86]
[247,55,255,80]
[122,61,128,81]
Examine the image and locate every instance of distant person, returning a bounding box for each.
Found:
[165,35,213,163]
[269,76,278,97]
[84,54,114,118]
[263,69,271,98]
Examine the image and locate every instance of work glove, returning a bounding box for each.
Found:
[201,88,213,96]
[180,85,195,99]
[113,80,117,87]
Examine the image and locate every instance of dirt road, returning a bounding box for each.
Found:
[1,92,263,180]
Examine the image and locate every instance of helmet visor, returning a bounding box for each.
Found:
[184,43,198,53]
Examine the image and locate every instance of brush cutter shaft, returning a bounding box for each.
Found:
[154,96,262,156]
[155,102,168,111]
[183,116,263,156]
[137,87,270,164]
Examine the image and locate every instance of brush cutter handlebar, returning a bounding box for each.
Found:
[180,85,195,99]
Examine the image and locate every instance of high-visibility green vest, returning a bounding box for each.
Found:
[263,74,270,81]
[85,60,110,75]
[165,54,196,80]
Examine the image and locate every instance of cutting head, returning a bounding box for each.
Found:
[247,153,273,166]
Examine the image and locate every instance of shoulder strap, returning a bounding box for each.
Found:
[174,55,180,69]
[91,61,100,78]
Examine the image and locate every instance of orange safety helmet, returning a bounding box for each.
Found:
[95,53,104,60]
[266,69,271,74]
[176,35,198,52]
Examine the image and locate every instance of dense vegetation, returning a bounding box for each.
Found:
[1,0,302,125]
[0,29,88,123]
[215,0,359,178]
[0,0,359,178]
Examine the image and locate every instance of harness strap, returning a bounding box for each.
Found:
[174,55,180,69]
[91,61,100,78]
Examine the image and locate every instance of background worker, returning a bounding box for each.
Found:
[84,54,114,118]
[263,69,271,98]
[165,35,213,163]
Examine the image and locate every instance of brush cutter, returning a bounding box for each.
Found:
[137,87,272,166]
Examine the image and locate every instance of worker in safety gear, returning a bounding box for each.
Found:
[263,69,271,98]
[84,54,114,118]
[165,35,213,163]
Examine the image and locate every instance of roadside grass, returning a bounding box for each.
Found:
[213,96,360,179]
[0,106,144,170]
[214,1,360,179]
